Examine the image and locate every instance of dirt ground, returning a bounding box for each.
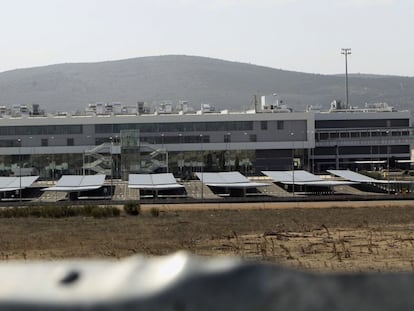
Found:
[2,200,414,272]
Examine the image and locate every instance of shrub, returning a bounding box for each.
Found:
[150,207,160,217]
[0,205,121,218]
[90,206,105,218]
[124,202,141,216]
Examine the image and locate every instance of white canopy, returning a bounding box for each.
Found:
[128,173,184,190]
[0,176,39,192]
[262,170,355,186]
[327,170,413,185]
[196,172,268,189]
[43,175,106,192]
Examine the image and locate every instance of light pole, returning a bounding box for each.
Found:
[290,132,295,196]
[243,132,248,174]
[341,48,352,107]
[82,151,85,176]
[161,133,168,173]
[50,136,55,182]
[179,133,183,177]
[226,132,231,171]
[50,136,57,202]
[109,136,113,200]
[200,134,204,200]
[17,138,22,202]
[386,130,390,195]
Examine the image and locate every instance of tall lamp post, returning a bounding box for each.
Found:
[226,132,231,171]
[290,132,295,196]
[179,133,183,177]
[386,130,390,195]
[200,134,204,200]
[109,136,113,200]
[341,48,352,107]
[17,138,22,202]
[161,133,169,173]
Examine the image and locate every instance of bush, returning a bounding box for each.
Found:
[0,205,121,218]
[124,202,141,216]
[150,207,160,217]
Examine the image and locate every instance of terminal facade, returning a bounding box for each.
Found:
[0,98,411,180]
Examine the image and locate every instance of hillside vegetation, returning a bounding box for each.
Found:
[0,55,413,112]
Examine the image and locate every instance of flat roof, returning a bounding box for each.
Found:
[262,170,355,186]
[0,176,39,192]
[196,172,268,188]
[327,170,413,184]
[43,175,106,192]
[128,173,184,190]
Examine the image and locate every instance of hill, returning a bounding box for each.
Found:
[0,55,413,112]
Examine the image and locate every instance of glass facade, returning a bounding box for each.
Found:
[0,125,83,136]
[95,121,254,134]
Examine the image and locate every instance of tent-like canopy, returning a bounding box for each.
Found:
[128,173,184,190]
[43,175,106,192]
[327,169,412,185]
[262,170,355,186]
[196,172,268,188]
[0,176,39,192]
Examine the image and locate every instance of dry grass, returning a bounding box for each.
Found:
[2,202,414,272]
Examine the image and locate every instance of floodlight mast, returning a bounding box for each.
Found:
[341,48,352,107]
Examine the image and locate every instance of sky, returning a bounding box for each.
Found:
[1,0,413,76]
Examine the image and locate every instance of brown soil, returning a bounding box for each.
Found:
[2,200,414,272]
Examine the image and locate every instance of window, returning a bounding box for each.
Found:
[249,134,257,142]
[41,139,48,146]
[224,133,231,143]
[277,121,284,130]
[0,125,83,136]
[261,121,268,130]
[67,138,74,146]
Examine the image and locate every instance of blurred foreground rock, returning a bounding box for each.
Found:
[0,252,413,310]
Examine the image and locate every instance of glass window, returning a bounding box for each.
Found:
[277,121,284,130]
[67,138,74,146]
[41,139,48,146]
[261,121,268,130]
[0,125,83,136]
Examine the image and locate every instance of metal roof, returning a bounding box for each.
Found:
[327,170,413,184]
[128,174,184,190]
[44,175,106,192]
[196,172,268,188]
[327,170,380,183]
[0,176,39,192]
[262,170,355,186]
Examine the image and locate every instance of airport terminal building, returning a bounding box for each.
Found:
[0,98,411,180]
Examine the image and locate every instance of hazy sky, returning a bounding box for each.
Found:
[1,0,413,76]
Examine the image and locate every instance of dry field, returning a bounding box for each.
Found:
[2,200,414,272]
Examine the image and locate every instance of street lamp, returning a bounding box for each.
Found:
[161,133,169,173]
[290,132,295,196]
[179,133,183,177]
[17,138,22,202]
[225,132,231,171]
[341,48,352,107]
[109,136,114,200]
[386,130,390,195]
[200,134,204,200]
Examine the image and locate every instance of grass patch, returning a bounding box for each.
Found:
[150,207,160,217]
[124,202,141,216]
[0,205,120,218]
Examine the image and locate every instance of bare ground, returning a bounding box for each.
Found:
[2,200,414,272]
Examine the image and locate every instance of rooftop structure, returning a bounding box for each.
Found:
[0,97,410,180]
